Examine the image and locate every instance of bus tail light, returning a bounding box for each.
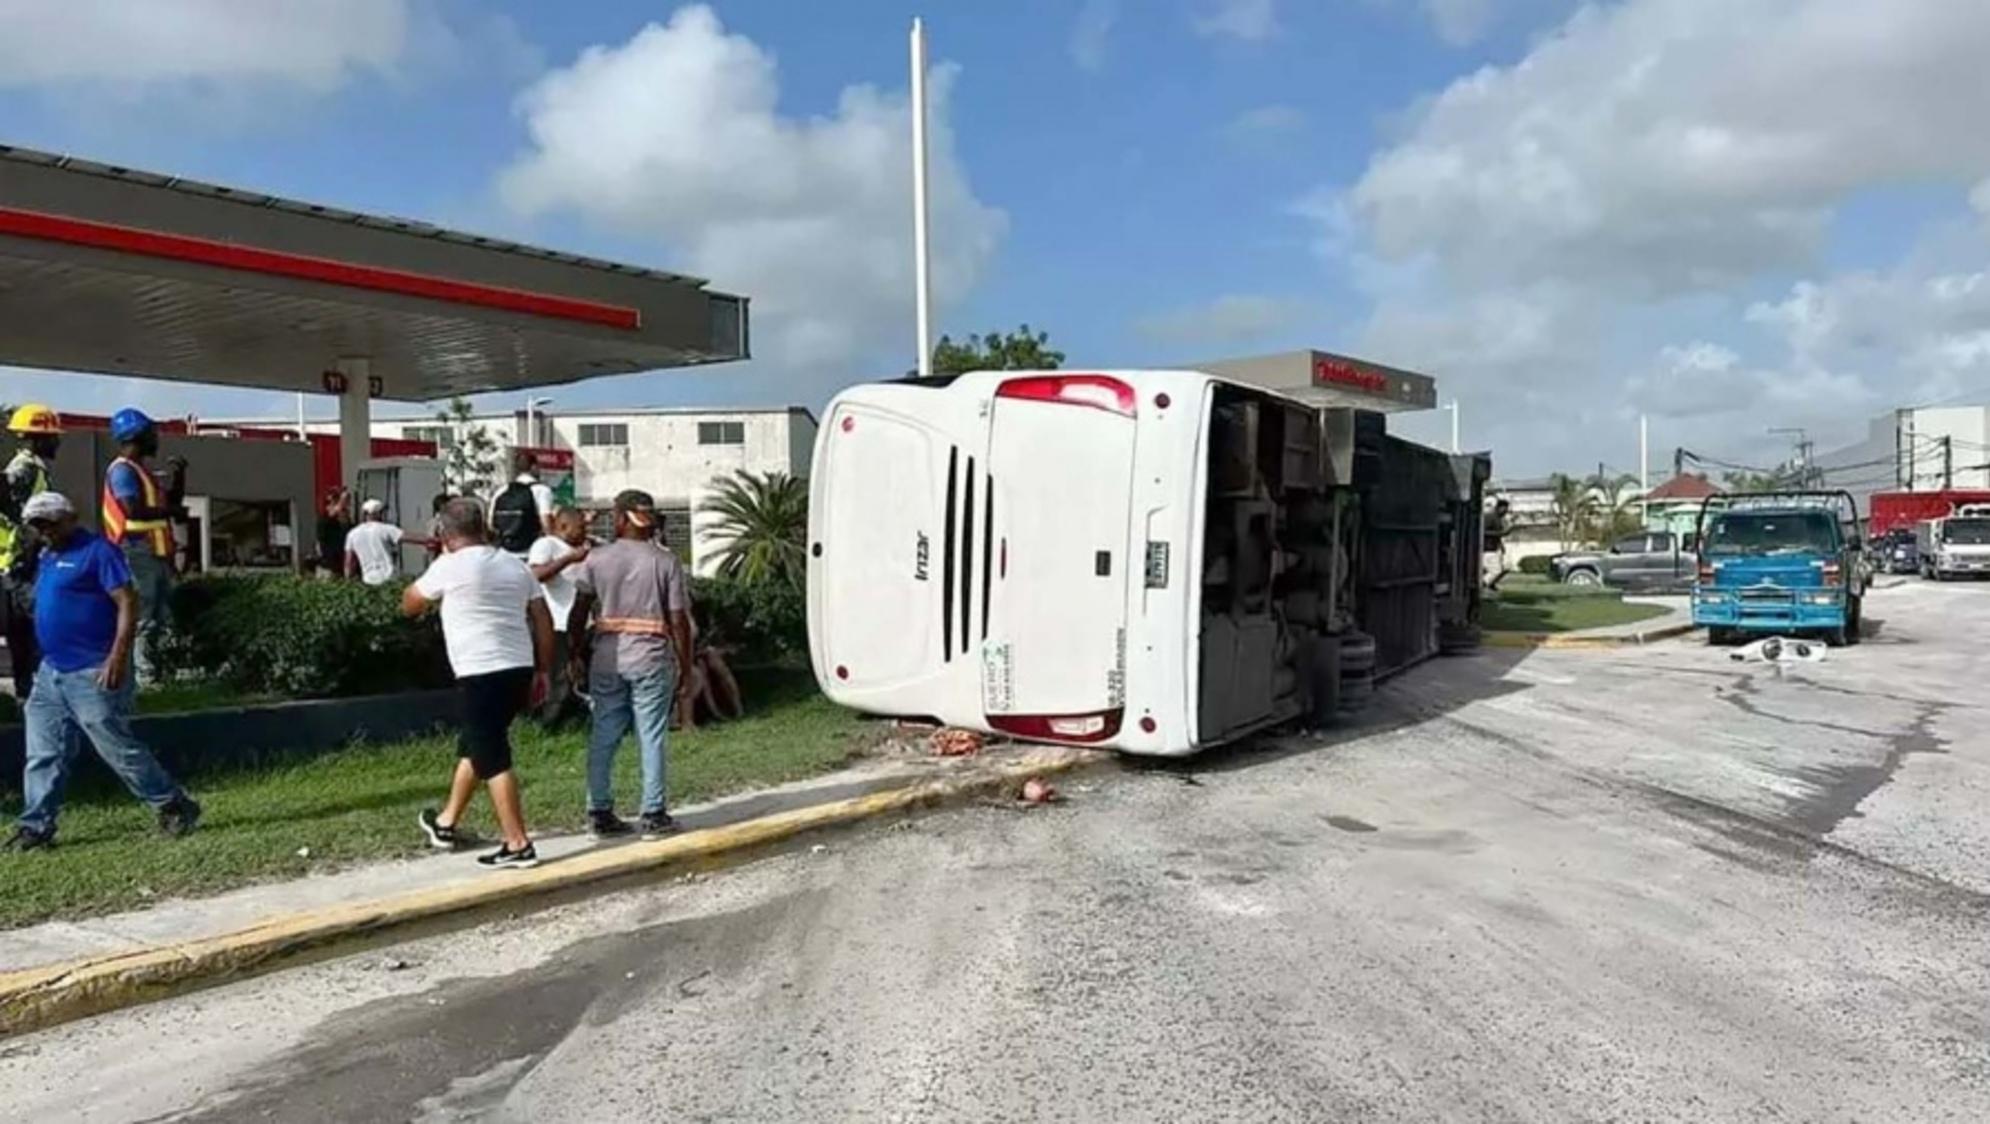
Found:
[987,708,1124,744]
[994,374,1136,417]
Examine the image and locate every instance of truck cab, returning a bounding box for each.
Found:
[1922,504,1990,580]
[1692,493,1865,646]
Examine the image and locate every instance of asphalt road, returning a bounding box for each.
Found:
[8,580,1990,1122]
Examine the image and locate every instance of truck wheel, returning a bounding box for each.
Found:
[1563,568,1601,587]
[1824,623,1850,648]
[1706,627,1731,646]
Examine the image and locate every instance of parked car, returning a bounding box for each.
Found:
[1871,528,1918,575]
[1549,531,1695,592]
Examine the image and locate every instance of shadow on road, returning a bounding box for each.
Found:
[1123,644,1541,779]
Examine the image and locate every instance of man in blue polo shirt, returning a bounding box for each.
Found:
[3,493,200,852]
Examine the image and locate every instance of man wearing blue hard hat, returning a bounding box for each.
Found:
[100,408,186,683]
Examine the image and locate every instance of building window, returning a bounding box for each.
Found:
[579,423,629,447]
[401,425,455,448]
[698,420,745,446]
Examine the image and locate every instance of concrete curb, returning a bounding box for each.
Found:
[0,746,1103,1038]
[1482,621,1698,650]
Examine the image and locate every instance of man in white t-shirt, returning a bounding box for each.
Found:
[344,499,432,585]
[526,508,591,727]
[400,498,555,870]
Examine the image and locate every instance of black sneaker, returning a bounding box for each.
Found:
[589,810,635,838]
[158,796,202,838]
[476,842,540,870]
[417,808,463,850]
[639,811,681,838]
[3,827,53,852]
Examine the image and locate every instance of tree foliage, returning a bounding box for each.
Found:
[1549,471,1646,548]
[930,324,1064,375]
[698,470,809,590]
[434,397,501,497]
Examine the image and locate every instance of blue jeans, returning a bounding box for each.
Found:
[19,662,185,837]
[122,546,173,684]
[585,659,677,816]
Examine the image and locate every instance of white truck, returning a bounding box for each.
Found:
[1917,504,1990,580]
[804,352,1488,757]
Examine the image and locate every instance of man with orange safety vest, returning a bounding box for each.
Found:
[2,404,63,698]
[100,409,186,684]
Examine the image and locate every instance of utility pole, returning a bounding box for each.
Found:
[1639,414,1650,527]
[1943,435,1954,489]
[910,18,934,378]
[1769,427,1811,488]
[1446,400,1460,453]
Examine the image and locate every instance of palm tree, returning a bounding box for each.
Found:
[698,470,809,589]
[1585,470,1644,543]
[1548,473,1595,550]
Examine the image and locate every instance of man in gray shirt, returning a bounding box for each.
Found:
[567,489,693,837]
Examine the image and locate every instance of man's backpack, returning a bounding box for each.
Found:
[490,481,542,553]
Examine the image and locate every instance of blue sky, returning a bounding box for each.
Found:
[5,0,1990,476]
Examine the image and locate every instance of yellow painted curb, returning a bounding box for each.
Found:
[0,747,1103,1038]
[1482,621,1697,650]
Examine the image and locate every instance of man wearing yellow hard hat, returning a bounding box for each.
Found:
[2,404,63,699]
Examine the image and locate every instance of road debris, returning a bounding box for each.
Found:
[931,727,986,757]
[1729,636,1826,664]
[1020,777,1059,805]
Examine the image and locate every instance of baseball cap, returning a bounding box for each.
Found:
[613,488,656,528]
[21,492,74,524]
[360,498,386,515]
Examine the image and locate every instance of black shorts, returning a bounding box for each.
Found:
[457,667,533,780]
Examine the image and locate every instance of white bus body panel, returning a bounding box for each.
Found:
[808,370,1215,755]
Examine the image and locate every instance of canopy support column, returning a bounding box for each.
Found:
[336,357,371,490]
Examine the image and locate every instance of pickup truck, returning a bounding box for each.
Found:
[1550,531,1695,592]
[1692,494,1866,646]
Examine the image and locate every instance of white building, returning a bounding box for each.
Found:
[1816,405,1990,509]
[219,405,817,573]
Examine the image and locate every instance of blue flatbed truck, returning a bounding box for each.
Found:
[1691,491,1867,647]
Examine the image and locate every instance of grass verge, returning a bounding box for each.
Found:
[0,669,866,929]
[1482,574,1671,634]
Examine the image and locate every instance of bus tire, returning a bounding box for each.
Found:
[1338,671,1376,712]
[1438,621,1481,655]
[1338,631,1377,673]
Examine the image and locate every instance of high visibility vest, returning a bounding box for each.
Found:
[101,456,174,557]
[0,451,52,572]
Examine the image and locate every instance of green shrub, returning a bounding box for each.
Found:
[161,575,450,698]
[691,576,807,667]
[1518,554,1552,575]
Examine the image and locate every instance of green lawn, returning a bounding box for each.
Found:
[1482,574,1670,634]
[0,669,869,929]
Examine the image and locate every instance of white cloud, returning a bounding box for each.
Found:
[1136,295,1310,347]
[1317,0,1990,472]
[0,0,411,92]
[498,5,1004,383]
[1070,0,1117,72]
[1224,104,1306,145]
[1422,0,1497,46]
[1193,0,1279,42]
[1345,0,1990,296]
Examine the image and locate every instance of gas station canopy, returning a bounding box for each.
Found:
[0,144,748,401]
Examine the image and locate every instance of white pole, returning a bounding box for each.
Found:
[910,17,934,378]
[295,392,307,440]
[1448,400,1460,453]
[1640,413,1650,526]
